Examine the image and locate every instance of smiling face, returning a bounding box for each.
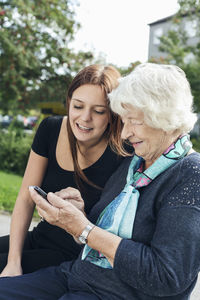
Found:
[68,84,110,147]
[121,107,176,169]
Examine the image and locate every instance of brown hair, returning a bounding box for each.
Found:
[66,64,128,191]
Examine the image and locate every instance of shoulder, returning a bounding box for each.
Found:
[174,152,200,177]
[160,152,200,180]
[142,153,200,213]
[161,152,200,209]
[32,116,64,157]
[165,152,200,190]
[38,115,63,129]
[180,151,200,165]
[175,151,200,191]
[35,115,64,138]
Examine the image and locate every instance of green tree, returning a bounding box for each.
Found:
[178,0,200,14]
[0,0,93,113]
[118,61,141,77]
[150,0,200,111]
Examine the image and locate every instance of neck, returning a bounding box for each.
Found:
[78,136,108,154]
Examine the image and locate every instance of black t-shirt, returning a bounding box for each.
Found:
[30,116,127,259]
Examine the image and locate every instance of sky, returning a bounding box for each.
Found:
[71,0,180,67]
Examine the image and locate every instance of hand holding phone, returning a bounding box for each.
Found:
[32,186,48,201]
[30,186,50,221]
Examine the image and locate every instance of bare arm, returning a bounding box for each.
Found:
[0,150,48,277]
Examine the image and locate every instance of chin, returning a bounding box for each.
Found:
[74,130,92,139]
[135,151,144,159]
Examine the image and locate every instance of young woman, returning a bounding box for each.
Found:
[0,64,130,277]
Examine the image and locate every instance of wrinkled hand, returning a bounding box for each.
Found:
[0,262,22,277]
[54,187,85,214]
[29,187,88,238]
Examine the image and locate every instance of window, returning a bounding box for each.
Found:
[153,27,163,45]
[184,19,197,38]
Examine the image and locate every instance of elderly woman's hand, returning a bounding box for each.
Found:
[54,187,85,214]
[29,187,89,238]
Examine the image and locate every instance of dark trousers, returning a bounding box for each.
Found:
[0,265,99,300]
[0,234,67,273]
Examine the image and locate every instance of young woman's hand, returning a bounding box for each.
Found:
[0,262,23,277]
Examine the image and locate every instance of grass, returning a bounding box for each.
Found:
[0,171,39,218]
[0,171,22,212]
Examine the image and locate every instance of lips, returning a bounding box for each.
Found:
[132,141,143,147]
[77,123,93,131]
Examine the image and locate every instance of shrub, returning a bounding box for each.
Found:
[191,137,200,153]
[0,126,34,176]
[0,171,22,212]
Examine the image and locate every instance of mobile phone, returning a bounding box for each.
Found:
[33,186,48,200]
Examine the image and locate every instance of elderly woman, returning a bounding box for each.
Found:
[0,63,199,300]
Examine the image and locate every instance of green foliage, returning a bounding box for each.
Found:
[118,61,141,77]
[0,170,39,217]
[150,0,200,112]
[177,0,200,14]
[191,137,200,152]
[183,63,200,111]
[159,30,189,65]
[0,0,94,113]
[0,171,22,212]
[0,126,33,175]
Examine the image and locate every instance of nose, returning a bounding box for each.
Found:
[121,122,133,140]
[81,109,92,122]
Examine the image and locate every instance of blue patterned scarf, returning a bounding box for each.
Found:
[82,135,192,269]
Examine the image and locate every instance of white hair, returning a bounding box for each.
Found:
[109,63,197,133]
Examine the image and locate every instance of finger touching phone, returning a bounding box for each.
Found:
[31,186,48,201]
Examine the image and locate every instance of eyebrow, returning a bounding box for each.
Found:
[72,98,107,108]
